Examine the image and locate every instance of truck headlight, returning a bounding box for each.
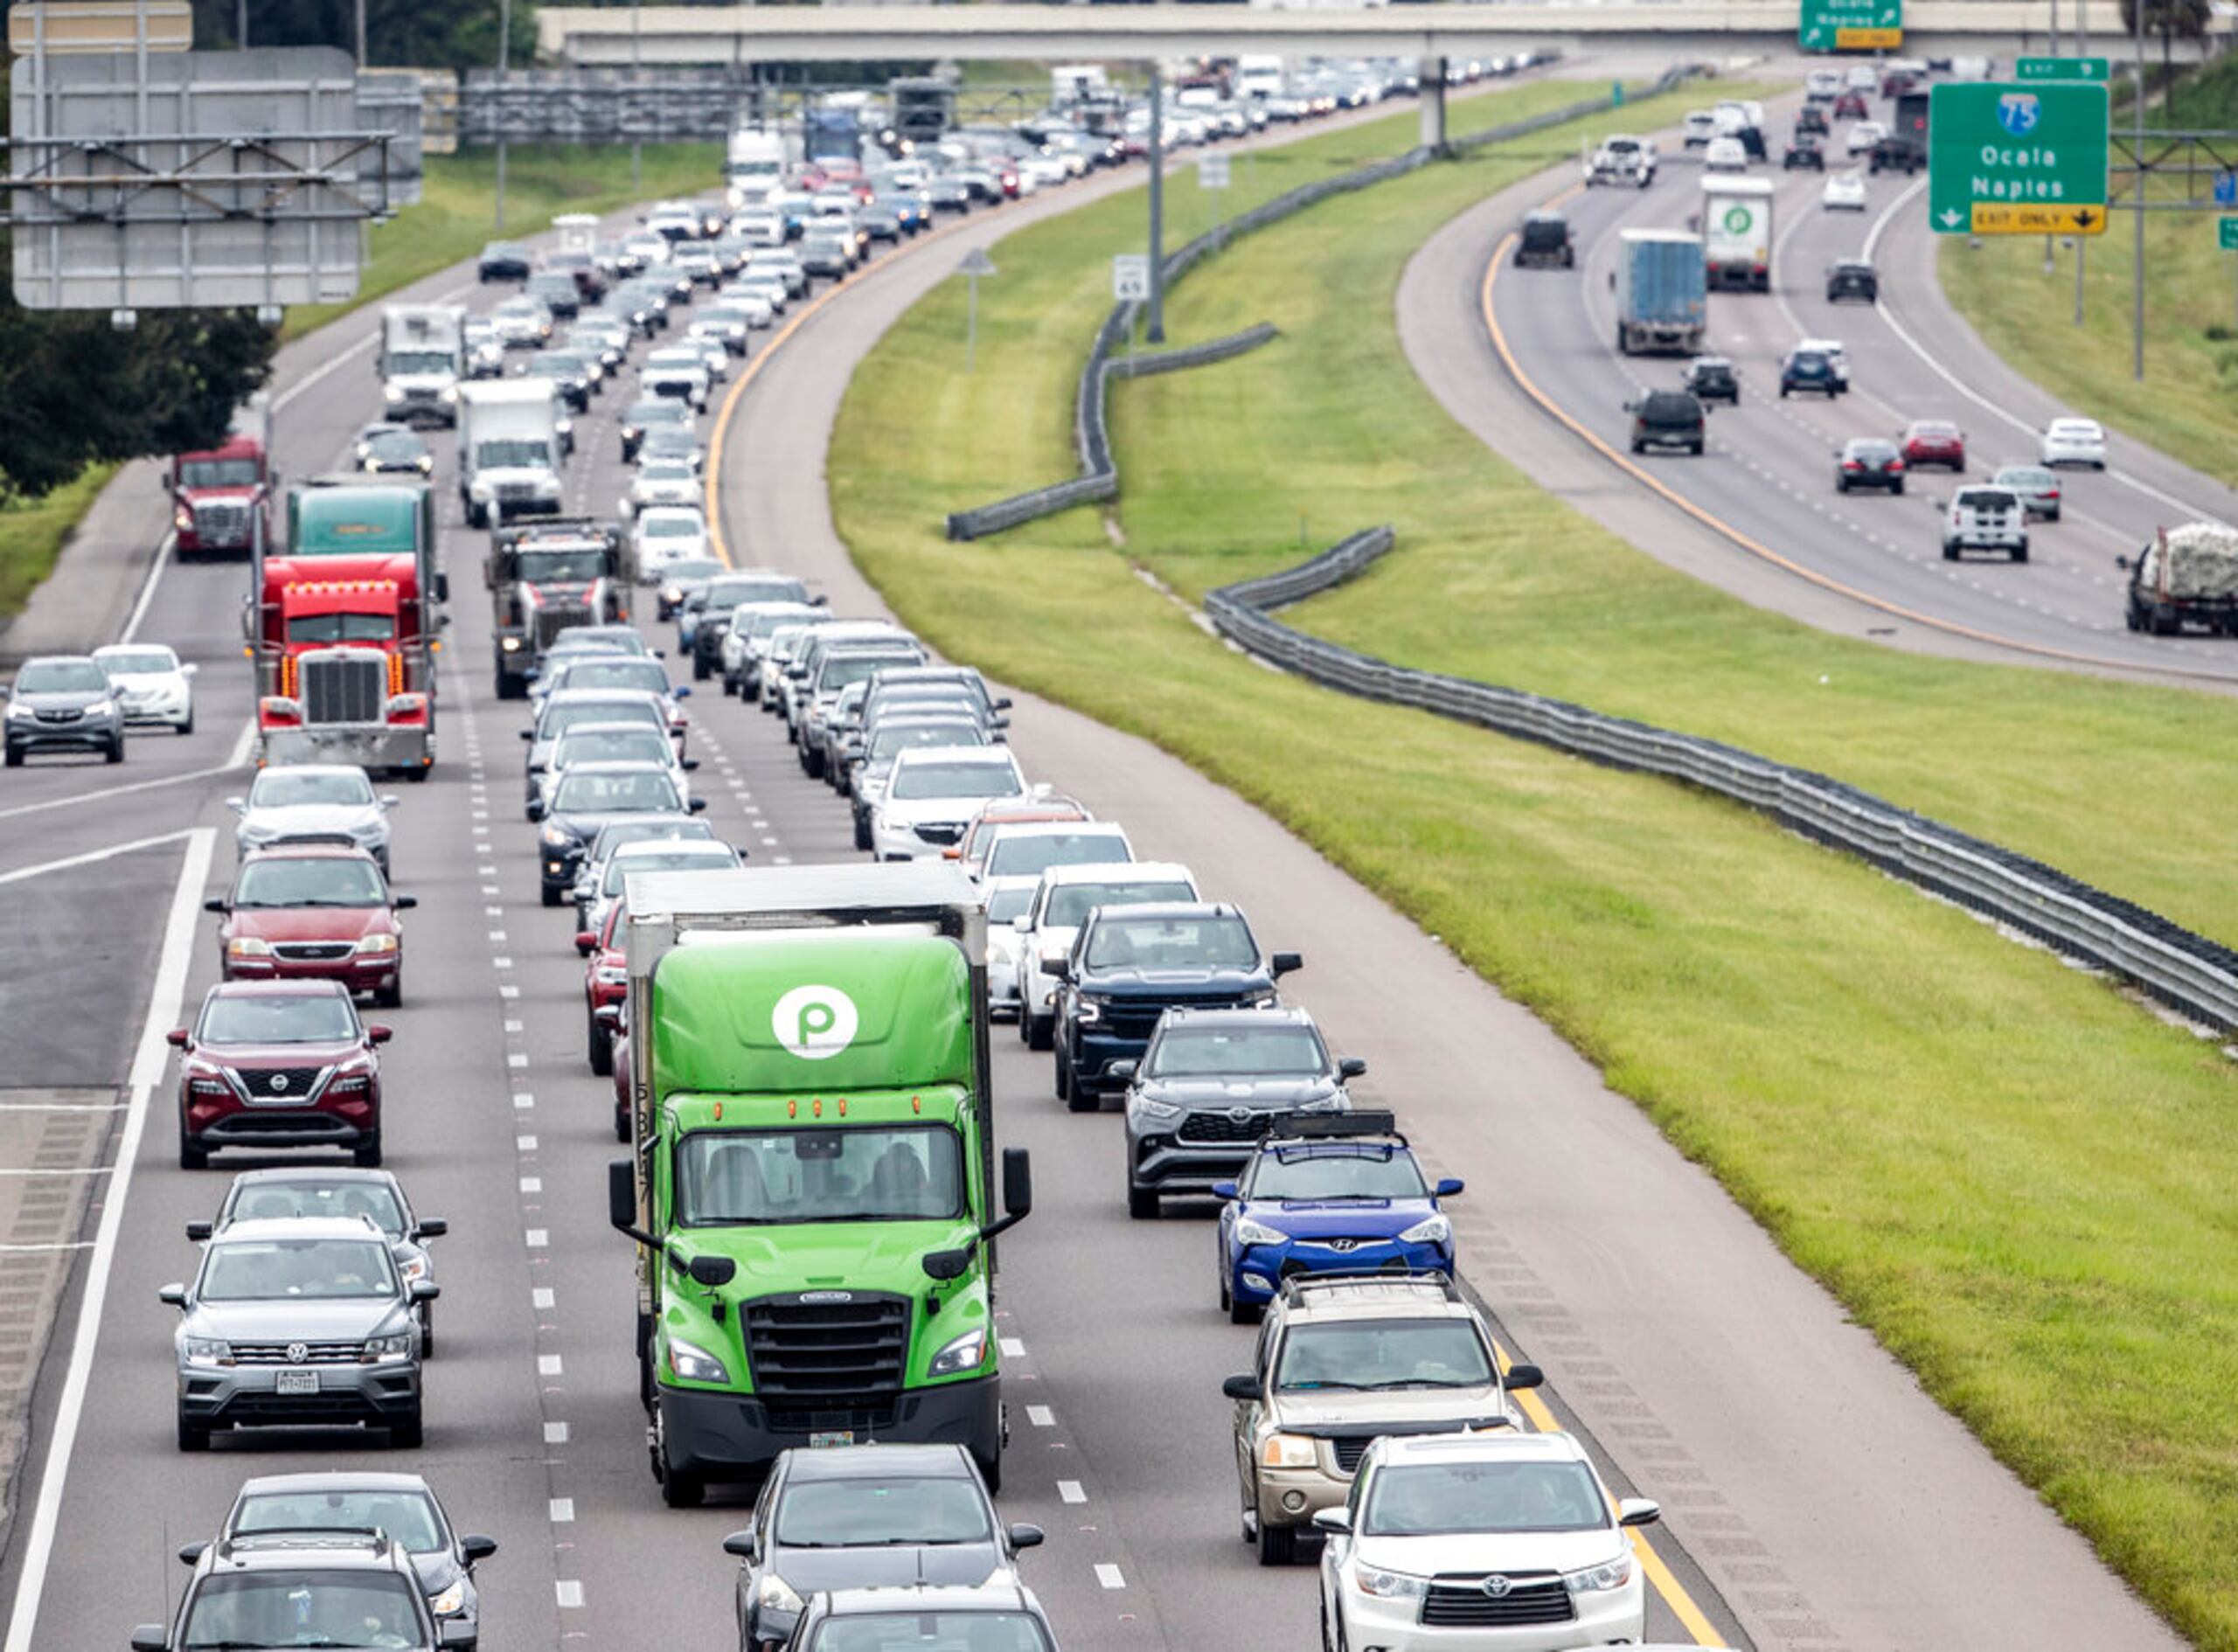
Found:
[439,385,459,404]
[1234,1216,1287,1246]
[383,384,405,401]
[1562,1552,1633,1593]
[1397,1213,1451,1246]
[666,1336,728,1385]
[1074,994,1107,1025]
[1260,1433,1318,1469]
[754,1573,803,1614]
[540,826,573,848]
[928,1327,988,1378]
[183,1336,232,1366]
[1240,988,1279,1008]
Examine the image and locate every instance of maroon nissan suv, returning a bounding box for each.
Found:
[169,980,392,1170]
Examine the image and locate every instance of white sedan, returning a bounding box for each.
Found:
[90,643,196,734]
[1702,135,1749,172]
[2041,416,2109,469]
[620,459,700,522]
[1822,170,1869,211]
[1845,121,1887,156]
[630,505,712,578]
[640,348,712,412]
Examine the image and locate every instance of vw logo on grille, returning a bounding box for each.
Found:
[268,1073,289,1094]
[1480,1575,1515,1599]
[285,1342,309,1364]
[1227,1107,1255,1124]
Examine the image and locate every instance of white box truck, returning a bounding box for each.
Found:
[725,128,787,213]
[456,379,564,529]
[1700,175,1775,294]
[377,304,465,427]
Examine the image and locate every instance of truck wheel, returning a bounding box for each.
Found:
[2013,543,2029,564]
[2154,607,2179,635]
[654,1401,705,1507]
[692,652,712,682]
[1257,1520,1297,1566]
[2124,607,2143,633]
[419,1304,434,1359]
[588,1007,614,1076]
[1943,541,1959,561]
[615,1100,630,1142]
[1127,1183,1159,1219]
[1066,1069,1097,1115]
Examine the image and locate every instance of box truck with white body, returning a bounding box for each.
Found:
[1701,175,1774,293]
[456,379,564,529]
[377,304,465,428]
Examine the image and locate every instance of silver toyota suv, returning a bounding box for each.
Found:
[1220,1273,1541,1565]
[162,1215,436,1451]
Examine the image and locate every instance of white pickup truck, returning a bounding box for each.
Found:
[1944,486,2030,564]
[1585,134,1658,187]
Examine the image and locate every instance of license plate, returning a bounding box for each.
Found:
[276,1369,319,1395]
[807,1430,854,1448]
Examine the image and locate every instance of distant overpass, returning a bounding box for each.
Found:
[534,3,2221,67]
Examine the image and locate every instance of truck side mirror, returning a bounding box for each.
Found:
[608,1158,638,1232]
[435,572,450,603]
[1221,1373,1262,1401]
[1270,951,1303,977]
[1002,1146,1032,1219]
[414,1218,448,1239]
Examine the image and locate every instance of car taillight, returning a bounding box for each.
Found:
[1843,462,1863,471]
[1888,460,1904,471]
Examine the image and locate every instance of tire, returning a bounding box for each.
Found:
[178,713,194,737]
[105,737,124,765]
[803,745,824,780]
[615,1100,631,1142]
[177,1413,211,1453]
[1257,1519,1297,1566]
[179,1125,208,1172]
[721,675,738,698]
[588,1006,615,1076]
[541,885,562,908]
[976,1450,1003,1496]
[1231,1291,1259,1326]
[2125,606,2143,633]
[1943,541,1960,561]
[374,978,401,1010]
[2013,543,2030,564]
[1065,1065,1097,1114]
[1690,441,1704,455]
[419,1305,434,1360]
[1053,1051,1072,1105]
[1026,1013,1053,1052]
[2047,508,2061,523]
[388,1408,423,1450]
[1127,1182,1159,1219]
[655,1399,705,1507]
[1836,479,1849,494]
[853,813,872,852]
[353,1134,384,1169]
[1892,482,1904,496]
[1780,385,1790,399]
[3,745,19,767]
[692,651,712,682]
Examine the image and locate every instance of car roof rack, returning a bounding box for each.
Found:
[1263,1109,1402,1142]
[219,1525,388,1557]
[1276,1269,1464,1308]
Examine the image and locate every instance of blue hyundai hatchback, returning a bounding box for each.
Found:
[1211,1114,1463,1322]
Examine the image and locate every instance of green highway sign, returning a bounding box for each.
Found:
[1928,81,2109,236]
[2015,56,2109,80]
[1799,0,1901,52]
[2221,216,2238,252]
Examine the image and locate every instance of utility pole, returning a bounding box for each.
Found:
[497,0,512,234]
[1146,66,1165,344]
[355,0,366,66]
[632,0,643,194]
[2132,0,2146,379]
[236,0,247,46]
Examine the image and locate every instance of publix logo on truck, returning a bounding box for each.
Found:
[1720,203,1757,235]
[773,984,859,1059]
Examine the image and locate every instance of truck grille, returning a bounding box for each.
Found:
[301,653,386,725]
[1420,1576,1574,1628]
[1102,994,1248,1041]
[533,604,594,649]
[230,1340,365,1364]
[494,479,546,503]
[193,501,251,547]
[1178,1110,1277,1144]
[745,1293,909,1413]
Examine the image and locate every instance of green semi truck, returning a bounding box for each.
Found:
[608,863,1032,1506]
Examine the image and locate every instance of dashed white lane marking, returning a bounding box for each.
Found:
[538,1353,564,1377]
[482,885,502,897]
[492,955,514,970]
[1058,1480,1087,1504]
[532,1287,556,1310]
[999,1336,1026,1357]
[555,1581,584,1609]
[550,1498,575,1524]
[504,1018,523,1032]
[1095,1565,1126,1590]
[0,1167,111,1178]
[545,1420,569,1443]
[508,1053,530,1069]
[500,984,519,1000]
[489,930,508,943]
[525,1228,549,1249]
[517,1133,538,1150]
[1025,1406,1055,1427]
[520,1177,542,1194]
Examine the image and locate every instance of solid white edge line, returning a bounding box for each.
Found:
[0,829,192,887]
[224,718,256,771]
[117,533,177,646]
[2,825,214,1652]
[0,759,252,825]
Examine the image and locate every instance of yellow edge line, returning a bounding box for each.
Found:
[1497,1343,1727,1647]
[1478,213,2238,688]
[704,204,993,569]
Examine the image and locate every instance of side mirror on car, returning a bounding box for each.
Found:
[519,727,535,740]
[410,1280,441,1302]
[1221,1373,1263,1401]
[393,895,418,911]
[1311,1508,1352,1534]
[1008,1523,1045,1551]
[688,798,707,812]
[722,1524,758,1560]
[158,1283,188,1308]
[1504,1362,1545,1391]
[2114,554,2130,571]
[1338,1057,1367,1079]
[673,684,692,698]
[1108,1059,1137,1083]
[414,1218,448,1239]
[130,1628,169,1652]
[1210,1180,1239,1200]
[379,794,400,808]
[202,898,227,914]
[460,1534,497,1562]
[184,1221,212,1242]
[1435,1177,1465,1197]
[525,800,546,822]
[365,1024,393,1045]
[576,932,599,956]
[1618,1498,1662,1528]
[165,1027,191,1048]
[682,758,701,772]
[1270,951,1303,977]
[225,796,247,813]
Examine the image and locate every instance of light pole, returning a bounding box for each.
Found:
[1146,67,1165,344]
[632,0,643,195]
[2132,0,2146,379]
[496,0,511,233]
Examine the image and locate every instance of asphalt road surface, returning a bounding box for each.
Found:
[1407,84,2238,691]
[0,70,2191,1652]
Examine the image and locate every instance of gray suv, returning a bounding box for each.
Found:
[134,1528,469,1651]
[3,653,124,766]
[162,1216,435,1450]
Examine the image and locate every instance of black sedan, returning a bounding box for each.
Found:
[1783,135,1826,171]
[477,240,532,282]
[1825,259,1880,303]
[1834,437,1907,494]
[1681,355,1741,406]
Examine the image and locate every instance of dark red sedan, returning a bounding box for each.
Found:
[169,980,391,1169]
[1900,420,1967,472]
[206,844,416,1007]
[1834,89,1871,120]
[577,900,628,1078]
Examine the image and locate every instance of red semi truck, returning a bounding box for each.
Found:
[170,434,272,560]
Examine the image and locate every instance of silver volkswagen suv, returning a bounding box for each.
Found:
[163,1215,435,1451]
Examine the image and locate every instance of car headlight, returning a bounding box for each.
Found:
[928,1327,988,1378]
[427,1579,467,1617]
[1074,993,1106,1025]
[661,584,683,604]
[1240,987,1279,1007]
[666,1336,729,1385]
[383,384,405,401]
[1234,1215,1288,1246]
[226,937,272,958]
[356,933,400,955]
[364,1330,415,1361]
[469,481,494,501]
[594,964,628,985]
[755,1572,804,1614]
[1259,1433,1319,1469]
[1352,1563,1428,1600]
[1130,1093,1184,1123]
[351,821,386,840]
[3,701,31,720]
[540,825,573,848]
[182,1336,232,1366]
[439,385,459,404]
[1562,1552,1633,1593]
[398,1254,429,1282]
[87,699,115,718]
[1397,1213,1451,1246]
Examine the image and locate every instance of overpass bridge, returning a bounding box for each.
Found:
[534,2,2224,67]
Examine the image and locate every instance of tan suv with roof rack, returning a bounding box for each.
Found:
[1220,1272,1541,1565]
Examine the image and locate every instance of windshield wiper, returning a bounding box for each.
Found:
[1357,1378,1481,1391]
[1277,1379,1366,1391]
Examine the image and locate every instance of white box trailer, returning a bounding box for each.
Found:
[456,379,563,529]
[1700,175,1774,294]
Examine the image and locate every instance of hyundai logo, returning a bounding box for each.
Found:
[1480,1575,1514,1599]
[286,1342,309,1364]
[1325,1239,1363,1253]
[798,1290,852,1305]
[268,1073,289,1094]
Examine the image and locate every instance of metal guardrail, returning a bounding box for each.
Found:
[1207,529,2238,1034]
[1106,320,1279,380]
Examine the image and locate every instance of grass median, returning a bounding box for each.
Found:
[0,462,119,627]
[833,78,2238,1651]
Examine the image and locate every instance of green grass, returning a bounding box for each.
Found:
[0,463,118,622]
[831,80,2238,1652]
[288,141,719,337]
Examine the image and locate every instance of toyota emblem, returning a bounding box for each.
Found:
[1479,1575,1514,1599]
[285,1342,309,1364]
[268,1072,288,1094]
[1227,1106,1255,1124]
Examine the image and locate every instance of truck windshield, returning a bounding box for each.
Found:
[178,458,261,489]
[478,440,553,470]
[1273,1320,1493,1392]
[386,351,454,376]
[675,1126,964,1226]
[178,1572,425,1650]
[1085,915,1255,970]
[519,549,609,581]
[288,613,395,644]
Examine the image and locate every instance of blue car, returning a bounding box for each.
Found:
[1212,1114,1462,1322]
